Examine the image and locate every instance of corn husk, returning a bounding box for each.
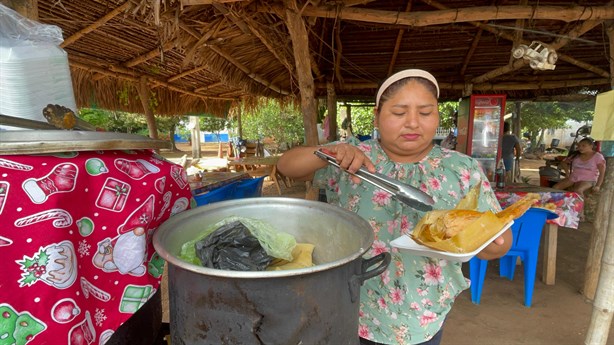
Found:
[411,184,536,253]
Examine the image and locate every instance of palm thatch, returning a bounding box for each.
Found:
[8,0,612,117]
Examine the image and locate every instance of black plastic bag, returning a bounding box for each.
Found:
[195,220,273,271]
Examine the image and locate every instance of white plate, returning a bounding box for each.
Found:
[390,221,514,262]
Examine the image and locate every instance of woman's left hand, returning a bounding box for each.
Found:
[476,229,513,260]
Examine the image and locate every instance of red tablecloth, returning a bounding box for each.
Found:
[0,150,192,345]
[494,184,583,229]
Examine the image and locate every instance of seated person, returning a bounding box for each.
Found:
[553,138,605,197]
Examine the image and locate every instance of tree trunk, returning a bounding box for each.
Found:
[137,76,159,139]
[169,122,177,151]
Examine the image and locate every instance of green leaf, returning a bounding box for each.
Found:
[20,271,38,285]
[38,250,49,266]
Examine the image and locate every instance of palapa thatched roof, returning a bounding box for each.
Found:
[26,0,614,116]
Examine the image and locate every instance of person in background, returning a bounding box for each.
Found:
[553,137,606,197]
[277,69,511,345]
[501,122,522,183]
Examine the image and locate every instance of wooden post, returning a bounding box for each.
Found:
[1,0,38,19]
[327,81,337,142]
[137,76,159,139]
[284,0,318,147]
[513,101,522,138]
[582,20,614,302]
[584,20,614,345]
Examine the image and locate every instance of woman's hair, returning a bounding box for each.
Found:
[376,77,438,111]
[578,137,595,147]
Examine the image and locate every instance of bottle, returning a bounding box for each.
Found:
[495,159,505,189]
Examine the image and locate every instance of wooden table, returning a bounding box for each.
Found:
[189,171,250,195]
[495,183,584,285]
[227,156,284,195]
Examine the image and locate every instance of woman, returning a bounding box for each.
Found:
[277,69,511,345]
[553,137,605,196]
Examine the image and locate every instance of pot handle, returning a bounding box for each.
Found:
[349,252,391,303]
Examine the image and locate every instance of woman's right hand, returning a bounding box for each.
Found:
[323,144,376,184]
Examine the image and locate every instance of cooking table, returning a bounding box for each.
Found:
[0,138,192,343]
[494,183,584,285]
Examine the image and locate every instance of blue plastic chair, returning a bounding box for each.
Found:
[232,176,265,199]
[193,182,238,206]
[469,207,558,307]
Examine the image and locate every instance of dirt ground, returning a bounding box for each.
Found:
[159,144,613,345]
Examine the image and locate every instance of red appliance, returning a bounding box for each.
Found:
[456,94,507,181]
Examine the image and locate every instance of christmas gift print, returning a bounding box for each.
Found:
[95,177,130,212]
[16,240,78,289]
[119,285,155,313]
[170,164,188,189]
[0,304,46,345]
[22,163,78,204]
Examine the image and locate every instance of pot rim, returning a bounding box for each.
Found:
[153,197,374,279]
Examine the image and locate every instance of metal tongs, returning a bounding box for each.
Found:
[314,149,435,211]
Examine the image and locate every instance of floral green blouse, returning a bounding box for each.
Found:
[314,139,501,345]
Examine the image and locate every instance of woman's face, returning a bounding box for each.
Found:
[577,141,594,153]
[374,79,439,163]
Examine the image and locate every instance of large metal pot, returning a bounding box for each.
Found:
[153,197,390,345]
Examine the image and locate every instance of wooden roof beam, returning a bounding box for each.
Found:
[181,0,249,5]
[168,66,210,83]
[208,46,289,95]
[264,4,614,27]
[333,22,344,86]
[179,20,290,95]
[124,41,175,68]
[69,59,234,101]
[316,78,609,91]
[417,0,609,82]
[61,1,132,48]
[243,17,296,76]
[388,0,413,77]
[195,81,226,92]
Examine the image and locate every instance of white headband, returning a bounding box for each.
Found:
[375,69,440,108]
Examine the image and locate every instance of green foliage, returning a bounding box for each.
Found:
[79,108,184,138]
[506,101,595,148]
[238,99,304,147]
[336,101,458,136]
[199,115,229,140]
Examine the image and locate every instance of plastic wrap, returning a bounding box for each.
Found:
[0,3,64,45]
[179,216,297,267]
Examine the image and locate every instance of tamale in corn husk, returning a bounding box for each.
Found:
[411,184,537,253]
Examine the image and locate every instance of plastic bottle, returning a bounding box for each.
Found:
[495,159,506,189]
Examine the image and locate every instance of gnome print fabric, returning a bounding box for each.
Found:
[0,150,192,344]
